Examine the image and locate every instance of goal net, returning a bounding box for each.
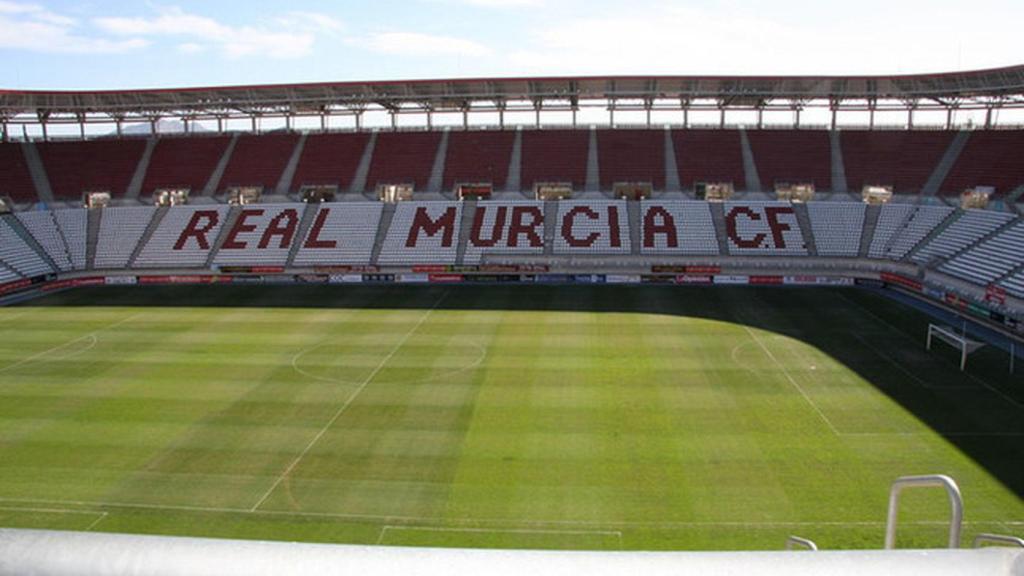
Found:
[926,324,986,371]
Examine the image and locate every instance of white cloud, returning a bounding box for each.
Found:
[0,1,146,54]
[362,32,490,57]
[454,0,544,6]
[176,42,205,54]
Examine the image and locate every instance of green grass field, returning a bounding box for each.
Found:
[0,284,1021,551]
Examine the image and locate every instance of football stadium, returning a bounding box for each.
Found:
[1,62,1024,573]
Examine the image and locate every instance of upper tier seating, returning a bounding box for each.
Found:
[941,130,1024,197]
[378,202,462,265]
[16,211,72,271]
[212,204,305,267]
[292,203,382,266]
[639,201,719,255]
[868,204,916,258]
[134,205,230,268]
[365,132,441,192]
[443,131,515,192]
[807,202,865,257]
[841,131,953,193]
[291,133,370,192]
[746,130,831,190]
[723,202,807,255]
[941,221,1024,286]
[0,216,53,278]
[463,201,546,264]
[94,206,157,270]
[553,201,631,254]
[520,130,588,190]
[0,143,39,203]
[672,130,745,190]
[218,134,299,192]
[37,139,145,199]
[912,209,1015,265]
[879,205,954,260]
[598,130,665,190]
[142,136,231,196]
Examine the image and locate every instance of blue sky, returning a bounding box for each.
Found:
[1,0,1022,90]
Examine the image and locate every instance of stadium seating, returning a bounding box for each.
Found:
[520,130,589,190]
[212,204,304,266]
[941,130,1024,197]
[463,201,546,264]
[94,206,157,269]
[443,131,515,192]
[868,204,916,259]
[16,211,73,271]
[723,202,807,255]
[941,220,1024,286]
[841,131,953,193]
[53,209,87,270]
[597,130,665,190]
[134,205,230,268]
[0,216,53,278]
[639,201,719,255]
[142,136,231,196]
[807,202,865,257]
[37,139,146,199]
[292,203,383,266]
[378,202,462,265]
[291,133,370,192]
[878,205,954,260]
[998,269,1024,299]
[672,130,745,190]
[218,134,299,192]
[912,209,1015,265]
[364,132,442,192]
[553,201,631,254]
[0,143,39,203]
[746,130,831,190]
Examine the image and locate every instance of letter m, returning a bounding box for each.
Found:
[406,206,457,247]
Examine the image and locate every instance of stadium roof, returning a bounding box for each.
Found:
[2,65,1024,130]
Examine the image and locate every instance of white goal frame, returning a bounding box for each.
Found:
[926,324,985,371]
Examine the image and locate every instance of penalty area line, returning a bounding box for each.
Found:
[376,525,624,547]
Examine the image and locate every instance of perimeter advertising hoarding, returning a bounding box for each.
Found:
[606,275,642,284]
[329,274,364,284]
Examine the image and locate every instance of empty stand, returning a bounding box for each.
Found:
[142,136,231,196]
[292,203,383,266]
[0,143,39,203]
[134,206,230,268]
[213,205,304,266]
[553,201,631,254]
[16,211,75,271]
[597,130,665,190]
[291,133,370,192]
[94,206,157,269]
[868,204,915,258]
[520,130,589,190]
[942,220,1024,286]
[807,202,866,257]
[941,130,1024,196]
[673,130,745,190]
[746,130,831,190]
[639,201,719,255]
[880,205,954,260]
[442,131,515,191]
[378,202,462,265]
[912,209,1014,265]
[365,132,442,192]
[37,139,146,199]
[463,201,546,264]
[723,202,807,255]
[218,134,300,192]
[53,209,87,270]
[841,131,954,193]
[0,216,53,278]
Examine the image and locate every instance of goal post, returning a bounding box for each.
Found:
[926,324,985,371]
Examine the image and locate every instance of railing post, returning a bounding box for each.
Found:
[786,536,818,551]
[885,474,963,549]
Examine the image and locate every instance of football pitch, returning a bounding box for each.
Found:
[0,284,1021,551]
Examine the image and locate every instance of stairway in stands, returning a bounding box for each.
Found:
[921,131,970,197]
[126,208,169,268]
[369,203,396,265]
[708,203,731,255]
[859,204,881,257]
[454,199,477,265]
[285,203,321,267]
[793,204,818,256]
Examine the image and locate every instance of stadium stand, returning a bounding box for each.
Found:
[37,139,146,199]
[941,130,1024,197]
[940,220,1024,286]
[868,204,917,259]
[217,134,299,192]
[807,201,866,257]
[365,132,442,192]
[841,131,954,193]
[745,130,831,191]
[723,201,807,255]
[520,130,589,190]
[291,133,370,192]
[463,201,546,264]
[999,268,1024,299]
[442,131,516,191]
[212,205,304,266]
[377,201,462,265]
[94,206,157,270]
[672,130,745,190]
[134,205,230,268]
[292,203,383,266]
[0,143,39,203]
[0,216,53,278]
[911,209,1014,265]
[16,211,73,271]
[142,136,231,196]
[597,130,665,190]
[53,209,87,270]
[639,201,719,255]
[878,205,954,260]
[553,201,631,254]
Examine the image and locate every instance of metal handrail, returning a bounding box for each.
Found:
[885,474,963,549]
[786,536,819,551]
[973,534,1024,548]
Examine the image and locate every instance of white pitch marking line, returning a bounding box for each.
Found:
[742,325,842,436]
[250,291,450,512]
[0,505,106,516]
[849,332,974,391]
[0,312,142,374]
[84,511,108,531]
[377,525,623,546]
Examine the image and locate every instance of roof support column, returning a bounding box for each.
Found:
[41,122,48,142]
[462,108,468,130]
[830,101,838,131]
[356,111,364,131]
[320,113,326,131]
[1,121,7,143]
[115,118,123,138]
[285,114,292,132]
[572,107,577,128]
[184,117,190,135]
[719,108,725,129]
[151,117,158,136]
[645,99,652,128]
[682,106,688,129]
[216,116,223,133]
[427,110,433,130]
[78,114,86,139]
[251,115,257,133]
[535,105,540,129]
[795,107,802,129]
[985,107,993,129]
[390,111,397,131]
[946,107,954,130]
[498,107,505,129]
[907,107,914,129]
[757,108,764,129]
